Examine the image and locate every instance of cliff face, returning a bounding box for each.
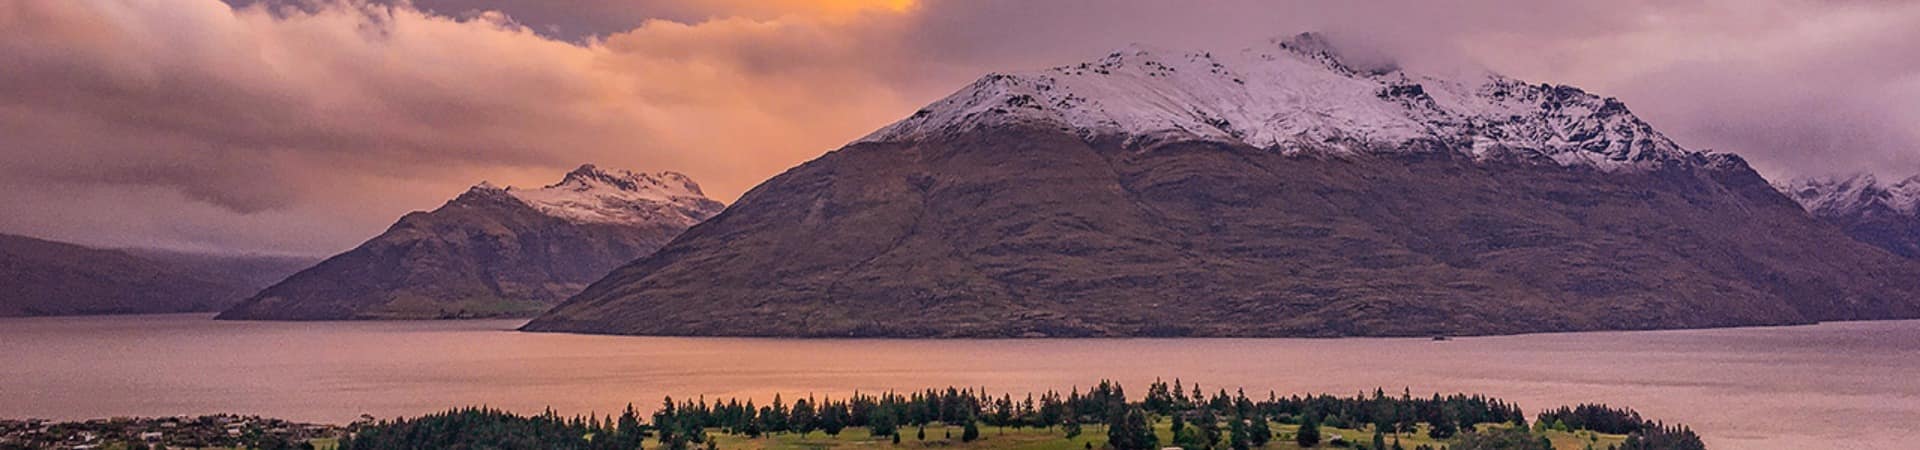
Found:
[217,165,724,320]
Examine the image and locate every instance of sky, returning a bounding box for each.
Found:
[2,0,1917,256]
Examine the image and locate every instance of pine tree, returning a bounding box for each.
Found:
[1373,428,1387,450]
[791,398,818,437]
[1248,416,1272,447]
[768,395,790,434]
[1229,416,1252,450]
[962,417,982,442]
[917,425,926,441]
[1106,407,1156,450]
[871,407,898,437]
[741,400,761,437]
[1296,411,1322,448]
[820,401,844,437]
[620,404,646,450]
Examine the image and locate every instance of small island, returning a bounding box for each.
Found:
[0,380,1704,450]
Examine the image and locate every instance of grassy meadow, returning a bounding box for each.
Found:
[704,420,1627,450]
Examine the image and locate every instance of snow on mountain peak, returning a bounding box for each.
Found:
[469,164,723,227]
[859,32,1696,170]
[551,164,707,197]
[1781,173,1920,217]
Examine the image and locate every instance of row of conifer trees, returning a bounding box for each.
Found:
[336,379,1700,450]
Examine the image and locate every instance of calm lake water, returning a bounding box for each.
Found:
[2,314,1917,449]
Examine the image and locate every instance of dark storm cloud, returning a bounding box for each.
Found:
[2,0,1915,254]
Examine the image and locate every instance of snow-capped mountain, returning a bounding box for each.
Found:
[526,34,1920,338]
[865,33,1693,170]
[489,164,719,227]
[1780,174,1920,217]
[1779,173,1920,258]
[219,165,724,321]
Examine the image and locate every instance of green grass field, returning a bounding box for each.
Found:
[99,421,1624,450]
[704,419,1626,450]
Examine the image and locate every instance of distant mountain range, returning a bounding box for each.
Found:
[216,165,725,320]
[522,33,1920,338]
[0,234,313,317]
[1779,174,1920,259]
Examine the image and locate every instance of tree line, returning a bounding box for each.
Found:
[336,379,1703,450]
[1533,404,1703,450]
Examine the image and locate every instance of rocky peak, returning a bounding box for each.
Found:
[553,164,707,197]
[452,165,724,227]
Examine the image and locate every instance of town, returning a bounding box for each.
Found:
[0,415,345,450]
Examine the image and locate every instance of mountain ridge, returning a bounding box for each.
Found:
[863,33,1699,171]
[0,233,254,316]
[1779,173,1920,258]
[217,165,724,320]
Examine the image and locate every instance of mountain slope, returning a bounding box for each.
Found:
[523,34,1920,337]
[217,165,724,320]
[0,234,250,316]
[1779,174,1920,258]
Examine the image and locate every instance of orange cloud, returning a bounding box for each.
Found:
[0,0,942,254]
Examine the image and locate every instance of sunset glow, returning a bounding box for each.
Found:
[3,2,1920,449]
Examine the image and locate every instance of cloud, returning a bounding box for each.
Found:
[1532,0,1920,177]
[2,0,1917,254]
[0,0,929,254]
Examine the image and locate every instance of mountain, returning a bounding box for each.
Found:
[217,165,725,320]
[119,248,319,292]
[1778,174,1920,258]
[0,234,250,316]
[522,33,1920,338]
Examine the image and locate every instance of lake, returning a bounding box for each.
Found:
[2,314,1916,448]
